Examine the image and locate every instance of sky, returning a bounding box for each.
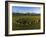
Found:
[12,6,40,14]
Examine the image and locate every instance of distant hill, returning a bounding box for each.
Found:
[12,12,40,16]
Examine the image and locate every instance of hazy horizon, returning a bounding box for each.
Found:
[12,6,40,14]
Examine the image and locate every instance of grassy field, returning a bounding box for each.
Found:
[12,15,40,30]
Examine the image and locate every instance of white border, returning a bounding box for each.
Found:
[8,2,43,34]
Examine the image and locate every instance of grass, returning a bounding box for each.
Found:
[12,15,40,30]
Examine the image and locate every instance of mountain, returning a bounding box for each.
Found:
[12,12,40,16]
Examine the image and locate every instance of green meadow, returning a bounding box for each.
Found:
[12,14,40,30]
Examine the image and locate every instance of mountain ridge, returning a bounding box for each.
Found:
[12,12,40,16]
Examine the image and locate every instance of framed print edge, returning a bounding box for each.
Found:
[5,1,8,36]
[5,1,45,36]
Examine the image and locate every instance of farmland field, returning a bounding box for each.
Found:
[12,14,40,30]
